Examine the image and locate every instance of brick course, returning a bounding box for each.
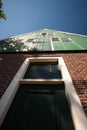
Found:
[0,52,87,116]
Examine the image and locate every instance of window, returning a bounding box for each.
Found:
[61,37,72,42]
[20,58,63,85]
[27,39,34,42]
[24,61,61,79]
[42,33,46,37]
[32,41,45,44]
[52,38,60,42]
[0,57,86,130]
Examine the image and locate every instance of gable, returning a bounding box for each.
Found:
[0,29,87,52]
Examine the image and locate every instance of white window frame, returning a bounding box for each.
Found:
[0,57,87,130]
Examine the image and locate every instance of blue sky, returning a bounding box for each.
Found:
[0,0,87,40]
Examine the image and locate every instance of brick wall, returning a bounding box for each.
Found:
[0,54,25,97]
[0,52,87,116]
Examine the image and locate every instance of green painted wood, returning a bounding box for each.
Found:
[0,29,87,52]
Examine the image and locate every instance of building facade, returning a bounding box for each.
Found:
[0,29,87,130]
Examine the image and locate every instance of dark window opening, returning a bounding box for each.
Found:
[1,84,74,130]
[52,38,60,42]
[32,41,45,44]
[42,33,46,37]
[27,39,34,42]
[24,62,62,79]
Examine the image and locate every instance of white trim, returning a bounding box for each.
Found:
[57,30,87,37]
[50,38,54,51]
[59,37,62,42]
[68,37,72,42]
[47,29,87,37]
[20,79,64,84]
[29,57,58,62]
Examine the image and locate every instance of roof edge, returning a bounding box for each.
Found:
[0,28,87,41]
[45,28,87,37]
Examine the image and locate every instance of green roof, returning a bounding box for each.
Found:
[0,29,87,52]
